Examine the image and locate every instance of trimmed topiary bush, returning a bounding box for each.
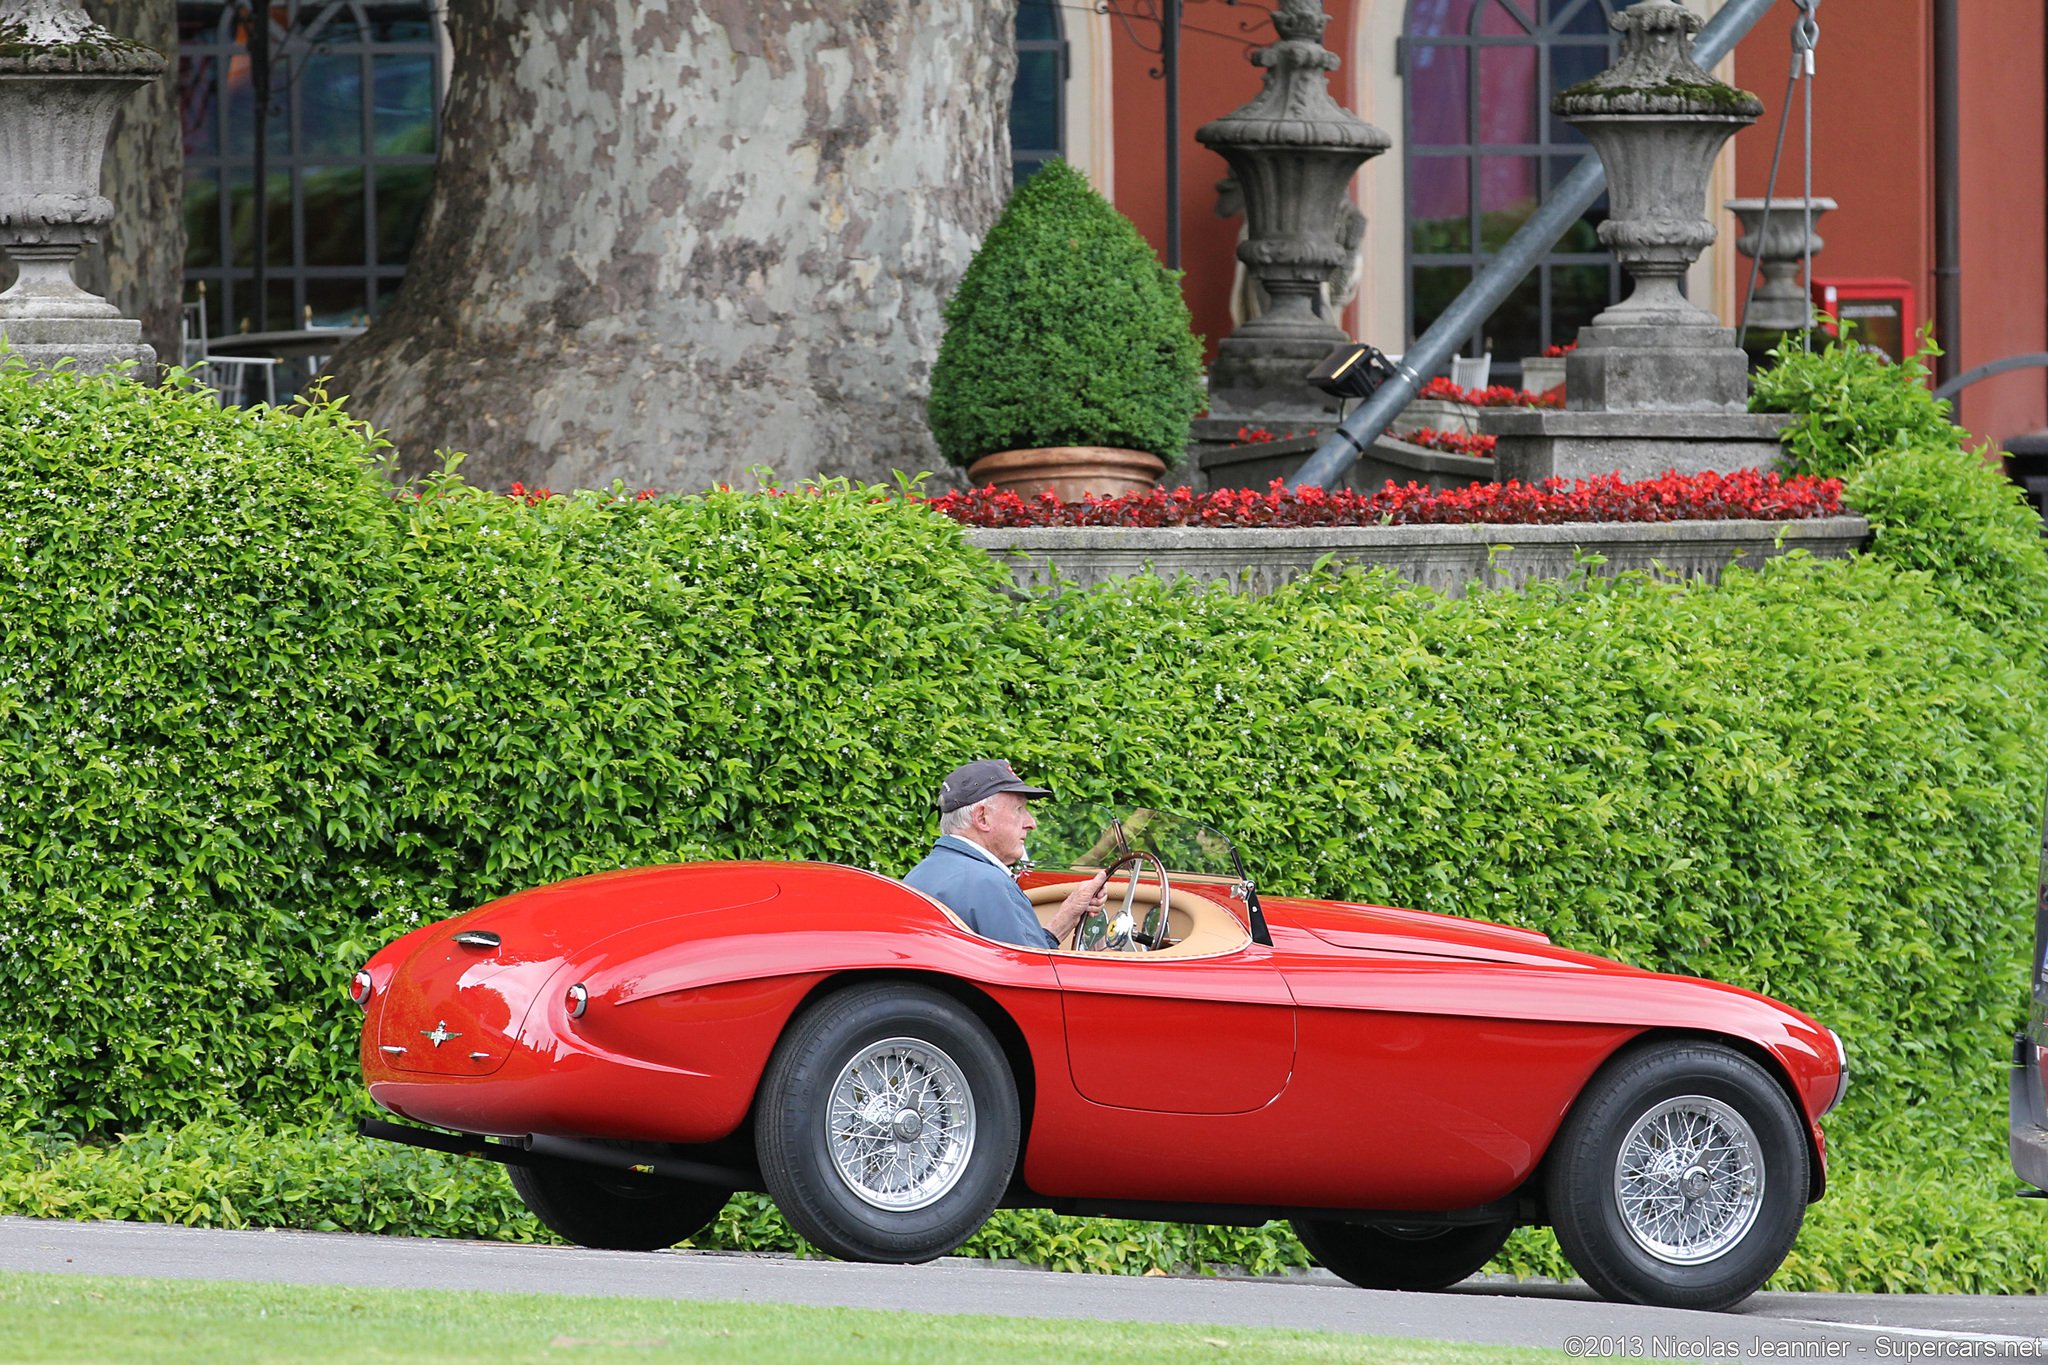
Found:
[926,160,1203,470]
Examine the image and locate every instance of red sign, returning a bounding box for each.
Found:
[1811,277,1918,363]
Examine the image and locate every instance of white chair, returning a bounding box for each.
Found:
[1450,352,1493,391]
[181,286,210,369]
[202,355,280,407]
[181,290,281,407]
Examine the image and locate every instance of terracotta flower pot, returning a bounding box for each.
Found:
[965,446,1167,501]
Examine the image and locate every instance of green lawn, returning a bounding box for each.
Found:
[0,1271,1568,1365]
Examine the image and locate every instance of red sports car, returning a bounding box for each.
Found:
[354,807,1845,1310]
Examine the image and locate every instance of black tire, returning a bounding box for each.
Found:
[1546,1040,1809,1311]
[1291,1217,1515,1291]
[756,982,1019,1263]
[507,1160,729,1251]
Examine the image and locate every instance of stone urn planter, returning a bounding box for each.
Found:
[0,0,165,377]
[1725,196,1836,334]
[1194,0,1390,420]
[965,446,1167,501]
[1552,0,1763,413]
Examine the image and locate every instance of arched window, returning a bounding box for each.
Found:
[179,1,442,335]
[1404,0,1624,381]
[1012,0,1067,185]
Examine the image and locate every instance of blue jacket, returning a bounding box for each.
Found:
[903,836,1057,950]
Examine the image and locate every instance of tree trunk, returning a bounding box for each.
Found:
[74,0,186,373]
[330,0,1015,492]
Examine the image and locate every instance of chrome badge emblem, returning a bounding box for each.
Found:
[421,1020,462,1048]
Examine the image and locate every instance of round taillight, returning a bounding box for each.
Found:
[348,970,374,1008]
[566,983,588,1018]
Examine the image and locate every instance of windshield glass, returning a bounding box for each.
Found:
[1024,805,1243,881]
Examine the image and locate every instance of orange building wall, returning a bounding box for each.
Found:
[1713,0,2042,445]
[1955,1,2047,443]
[1108,2,1359,365]
[1730,0,1931,327]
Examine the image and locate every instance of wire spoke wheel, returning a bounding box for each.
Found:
[826,1036,978,1212]
[759,983,1018,1262]
[1547,1043,1807,1309]
[1613,1095,1763,1266]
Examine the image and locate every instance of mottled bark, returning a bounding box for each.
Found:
[330,0,1015,492]
[73,0,185,371]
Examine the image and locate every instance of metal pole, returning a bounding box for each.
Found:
[249,0,271,333]
[1798,0,1817,349]
[1932,0,1960,386]
[1293,0,1785,491]
[1163,0,1181,270]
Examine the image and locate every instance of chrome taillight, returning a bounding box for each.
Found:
[349,970,374,1009]
[566,983,588,1018]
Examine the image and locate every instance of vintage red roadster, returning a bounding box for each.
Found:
[354,807,1845,1310]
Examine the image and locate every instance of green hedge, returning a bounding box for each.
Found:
[1,348,2045,1286]
[1750,333,1965,481]
[1754,334,2048,637]
[2,359,2042,1142]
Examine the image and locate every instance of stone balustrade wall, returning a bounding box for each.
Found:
[966,516,1871,598]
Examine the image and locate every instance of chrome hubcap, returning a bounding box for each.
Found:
[826,1037,976,1211]
[1614,1095,1763,1265]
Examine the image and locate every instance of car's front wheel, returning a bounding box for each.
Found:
[1291,1216,1515,1291]
[508,1160,729,1251]
[756,982,1020,1263]
[1546,1040,1810,1310]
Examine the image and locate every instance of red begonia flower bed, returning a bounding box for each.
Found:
[1401,427,1497,457]
[926,470,1843,529]
[1416,376,1564,409]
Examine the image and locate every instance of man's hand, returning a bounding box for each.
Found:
[1046,869,1110,946]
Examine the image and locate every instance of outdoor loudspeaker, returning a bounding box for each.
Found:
[1305,343,1397,401]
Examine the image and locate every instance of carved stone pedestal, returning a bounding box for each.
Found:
[1565,322,1751,413]
[0,316,152,377]
[1480,0,1770,483]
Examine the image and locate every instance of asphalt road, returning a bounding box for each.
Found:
[3,1215,2045,1359]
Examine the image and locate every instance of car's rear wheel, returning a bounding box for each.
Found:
[1291,1216,1514,1291]
[756,982,1019,1263]
[508,1160,730,1251]
[1546,1040,1809,1311]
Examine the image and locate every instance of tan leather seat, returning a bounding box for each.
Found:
[1023,877,1251,958]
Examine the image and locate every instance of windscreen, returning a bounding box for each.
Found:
[1025,804,1242,880]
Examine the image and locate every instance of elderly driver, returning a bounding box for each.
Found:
[904,760,1109,950]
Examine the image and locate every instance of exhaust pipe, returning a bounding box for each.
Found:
[358,1117,762,1191]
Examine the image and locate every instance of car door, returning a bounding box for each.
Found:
[1260,901,1641,1210]
[1051,938,1296,1114]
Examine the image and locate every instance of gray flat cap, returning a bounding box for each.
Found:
[936,759,1052,813]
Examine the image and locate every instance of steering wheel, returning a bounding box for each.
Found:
[1074,850,1171,953]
